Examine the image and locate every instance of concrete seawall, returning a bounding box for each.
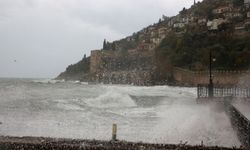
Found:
[225,102,250,148]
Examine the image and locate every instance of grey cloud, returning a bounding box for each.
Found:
[0,0,201,78]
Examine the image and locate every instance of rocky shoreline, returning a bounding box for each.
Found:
[0,136,244,150]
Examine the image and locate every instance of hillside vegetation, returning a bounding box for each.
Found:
[57,57,90,80]
[156,30,250,70]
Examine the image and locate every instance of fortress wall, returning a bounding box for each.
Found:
[172,68,195,86]
[89,49,156,85]
[90,50,102,74]
[173,67,250,86]
[94,70,154,86]
[89,50,249,86]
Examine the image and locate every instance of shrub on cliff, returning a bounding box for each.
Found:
[66,57,90,74]
[57,57,90,79]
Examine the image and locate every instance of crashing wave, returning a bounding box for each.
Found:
[85,90,137,108]
[32,79,65,84]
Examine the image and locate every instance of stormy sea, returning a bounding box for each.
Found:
[0,78,240,147]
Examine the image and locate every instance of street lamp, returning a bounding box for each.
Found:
[208,50,216,98]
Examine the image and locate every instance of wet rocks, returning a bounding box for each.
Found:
[0,136,245,150]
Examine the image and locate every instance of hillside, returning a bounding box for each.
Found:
[57,56,90,81]
[156,28,250,70]
[156,0,250,71]
[57,0,250,84]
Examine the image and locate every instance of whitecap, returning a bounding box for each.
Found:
[85,90,136,108]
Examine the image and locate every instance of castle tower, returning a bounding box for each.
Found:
[194,0,196,5]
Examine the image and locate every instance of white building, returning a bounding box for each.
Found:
[245,0,250,7]
[247,12,250,18]
[212,6,231,14]
[150,38,161,45]
[173,22,185,28]
[158,27,167,36]
[224,12,242,19]
[198,18,207,25]
[207,19,226,30]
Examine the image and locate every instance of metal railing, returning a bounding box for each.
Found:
[197,84,250,98]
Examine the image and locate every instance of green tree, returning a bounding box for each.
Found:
[232,0,244,7]
[180,7,187,16]
[103,39,107,50]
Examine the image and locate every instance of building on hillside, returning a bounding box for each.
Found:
[173,15,181,22]
[158,27,167,34]
[235,23,246,31]
[232,12,242,17]
[245,17,250,24]
[212,6,232,14]
[142,36,151,44]
[126,36,135,42]
[138,43,155,51]
[245,22,250,31]
[168,15,182,26]
[140,28,147,34]
[182,16,197,25]
[150,30,158,37]
[150,37,161,45]
[224,11,242,19]
[207,18,226,30]
[127,49,138,55]
[167,18,173,26]
[245,0,250,8]
[158,27,168,39]
[173,22,185,28]
[198,18,207,25]
[247,12,250,18]
[138,34,145,40]
[148,26,156,32]
[182,17,190,24]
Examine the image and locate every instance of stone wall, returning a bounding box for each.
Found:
[90,50,102,74]
[225,102,250,148]
[89,49,156,85]
[94,70,154,86]
[90,50,250,86]
[172,68,195,86]
[173,67,250,86]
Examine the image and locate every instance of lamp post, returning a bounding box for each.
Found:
[208,50,215,98]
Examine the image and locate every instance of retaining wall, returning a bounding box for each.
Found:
[225,102,250,148]
[173,67,250,86]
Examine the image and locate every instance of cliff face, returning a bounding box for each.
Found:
[57,0,250,85]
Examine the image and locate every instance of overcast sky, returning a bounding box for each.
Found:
[0,0,201,78]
